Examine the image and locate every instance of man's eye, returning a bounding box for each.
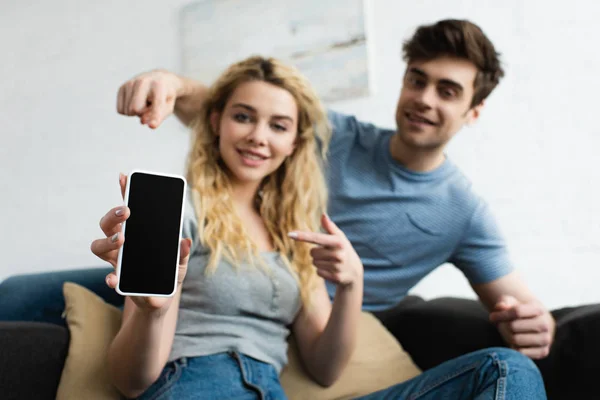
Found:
[408,77,424,87]
[440,87,457,98]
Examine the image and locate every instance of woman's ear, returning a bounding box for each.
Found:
[210,111,220,135]
[285,134,299,157]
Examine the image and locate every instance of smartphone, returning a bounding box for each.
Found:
[116,170,187,297]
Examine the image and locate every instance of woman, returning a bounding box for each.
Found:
[90,56,545,399]
[93,56,364,399]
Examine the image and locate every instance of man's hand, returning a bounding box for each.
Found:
[489,295,555,359]
[288,214,363,288]
[117,70,183,129]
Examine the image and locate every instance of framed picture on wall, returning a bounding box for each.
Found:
[180,0,370,103]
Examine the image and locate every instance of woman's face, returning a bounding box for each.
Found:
[213,81,299,187]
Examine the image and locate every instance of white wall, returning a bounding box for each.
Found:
[2,0,599,310]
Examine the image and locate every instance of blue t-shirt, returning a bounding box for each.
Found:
[325,110,513,311]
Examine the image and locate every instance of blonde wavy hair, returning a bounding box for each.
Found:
[186,56,331,305]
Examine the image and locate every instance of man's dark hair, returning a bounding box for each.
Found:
[402,19,504,107]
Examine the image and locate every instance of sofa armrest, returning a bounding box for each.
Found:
[379,297,600,399]
[0,322,69,400]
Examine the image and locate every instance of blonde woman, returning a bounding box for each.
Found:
[91,56,365,399]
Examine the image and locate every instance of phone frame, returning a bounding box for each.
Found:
[115,169,187,297]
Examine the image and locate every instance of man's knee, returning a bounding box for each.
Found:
[0,273,46,305]
[0,268,116,324]
[0,274,25,292]
[0,272,68,321]
[487,347,538,368]
[471,347,537,369]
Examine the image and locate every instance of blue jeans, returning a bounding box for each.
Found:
[138,349,544,400]
[358,347,545,399]
[139,353,286,400]
[0,269,547,399]
[0,267,122,325]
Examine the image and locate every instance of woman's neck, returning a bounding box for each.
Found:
[230,181,275,252]
[230,181,261,212]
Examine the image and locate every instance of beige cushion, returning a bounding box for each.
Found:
[57,282,421,400]
[281,313,421,400]
[56,282,123,400]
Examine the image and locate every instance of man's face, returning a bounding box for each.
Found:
[395,57,482,150]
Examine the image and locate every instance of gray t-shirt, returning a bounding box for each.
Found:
[168,193,302,373]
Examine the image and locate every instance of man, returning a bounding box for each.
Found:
[4,18,584,395]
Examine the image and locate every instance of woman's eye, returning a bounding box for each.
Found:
[272,124,287,132]
[233,113,250,122]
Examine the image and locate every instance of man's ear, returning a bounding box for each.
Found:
[466,100,485,126]
[210,111,220,135]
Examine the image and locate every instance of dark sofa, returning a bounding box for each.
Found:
[0,321,70,400]
[1,271,599,399]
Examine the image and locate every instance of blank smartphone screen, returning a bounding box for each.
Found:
[118,172,185,296]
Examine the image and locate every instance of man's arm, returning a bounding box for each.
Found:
[472,271,555,359]
[471,270,537,310]
[451,200,555,359]
[173,76,208,126]
[116,70,208,129]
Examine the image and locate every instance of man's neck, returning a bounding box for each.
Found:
[389,133,446,172]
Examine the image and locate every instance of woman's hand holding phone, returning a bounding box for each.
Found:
[90,173,192,312]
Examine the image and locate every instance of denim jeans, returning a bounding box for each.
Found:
[357,347,545,399]
[0,267,121,325]
[137,349,544,400]
[0,269,547,399]
[138,353,286,400]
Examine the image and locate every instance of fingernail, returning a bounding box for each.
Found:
[115,208,123,216]
[111,233,119,242]
[288,232,298,239]
[105,275,111,286]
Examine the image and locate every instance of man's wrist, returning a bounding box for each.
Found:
[176,75,204,99]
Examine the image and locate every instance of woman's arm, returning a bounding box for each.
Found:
[90,175,193,398]
[289,214,364,387]
[292,278,363,387]
[107,291,182,398]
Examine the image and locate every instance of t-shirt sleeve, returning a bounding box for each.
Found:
[326,109,376,154]
[181,190,199,252]
[327,109,359,139]
[450,200,514,284]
